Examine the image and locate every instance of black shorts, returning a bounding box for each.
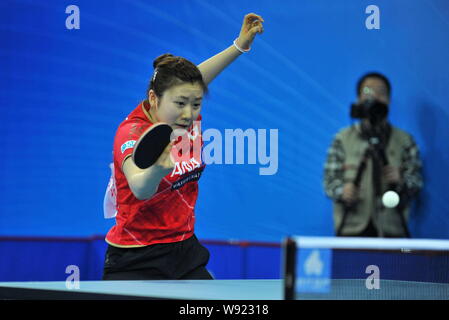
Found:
[102,234,213,280]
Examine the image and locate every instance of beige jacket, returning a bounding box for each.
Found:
[324,123,423,237]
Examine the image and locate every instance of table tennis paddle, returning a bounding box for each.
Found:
[132,123,173,169]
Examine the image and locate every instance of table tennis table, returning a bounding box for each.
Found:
[0,279,448,300]
[2,237,448,300]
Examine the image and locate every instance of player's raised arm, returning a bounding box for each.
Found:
[198,13,264,85]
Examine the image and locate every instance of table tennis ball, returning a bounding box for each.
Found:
[382,191,400,208]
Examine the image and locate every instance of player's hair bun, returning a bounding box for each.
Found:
[148,53,208,98]
[153,53,175,69]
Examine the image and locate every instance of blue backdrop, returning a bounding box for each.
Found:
[1,0,448,242]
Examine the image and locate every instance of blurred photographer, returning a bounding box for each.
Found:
[323,72,423,237]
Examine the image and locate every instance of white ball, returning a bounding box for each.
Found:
[382,191,400,208]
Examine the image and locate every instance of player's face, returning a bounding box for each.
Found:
[153,82,203,130]
[358,77,390,105]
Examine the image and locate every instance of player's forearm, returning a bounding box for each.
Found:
[130,166,171,200]
[198,45,242,85]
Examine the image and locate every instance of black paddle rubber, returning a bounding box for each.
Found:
[132,123,173,169]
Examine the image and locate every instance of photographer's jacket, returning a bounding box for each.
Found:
[323,123,423,237]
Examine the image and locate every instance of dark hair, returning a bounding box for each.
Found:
[356,72,391,98]
[147,53,208,98]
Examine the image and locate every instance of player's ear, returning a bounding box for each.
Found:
[148,90,159,110]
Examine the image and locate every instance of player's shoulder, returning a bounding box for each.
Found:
[116,102,152,133]
[122,101,150,123]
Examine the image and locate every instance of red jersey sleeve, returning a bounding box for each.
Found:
[113,121,151,169]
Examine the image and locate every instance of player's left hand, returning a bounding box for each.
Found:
[235,13,264,51]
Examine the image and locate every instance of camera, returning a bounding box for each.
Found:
[350,99,388,126]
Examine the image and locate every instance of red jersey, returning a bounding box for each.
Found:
[105,101,205,247]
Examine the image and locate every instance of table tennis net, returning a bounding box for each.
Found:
[283,237,449,300]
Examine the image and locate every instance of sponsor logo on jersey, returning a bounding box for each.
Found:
[121,140,136,154]
[170,158,202,177]
[171,167,204,190]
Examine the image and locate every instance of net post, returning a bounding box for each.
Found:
[282,237,296,300]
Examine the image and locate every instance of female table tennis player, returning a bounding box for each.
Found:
[102,13,264,280]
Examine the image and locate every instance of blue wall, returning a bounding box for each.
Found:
[0,238,282,281]
[1,0,449,280]
[2,238,446,283]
